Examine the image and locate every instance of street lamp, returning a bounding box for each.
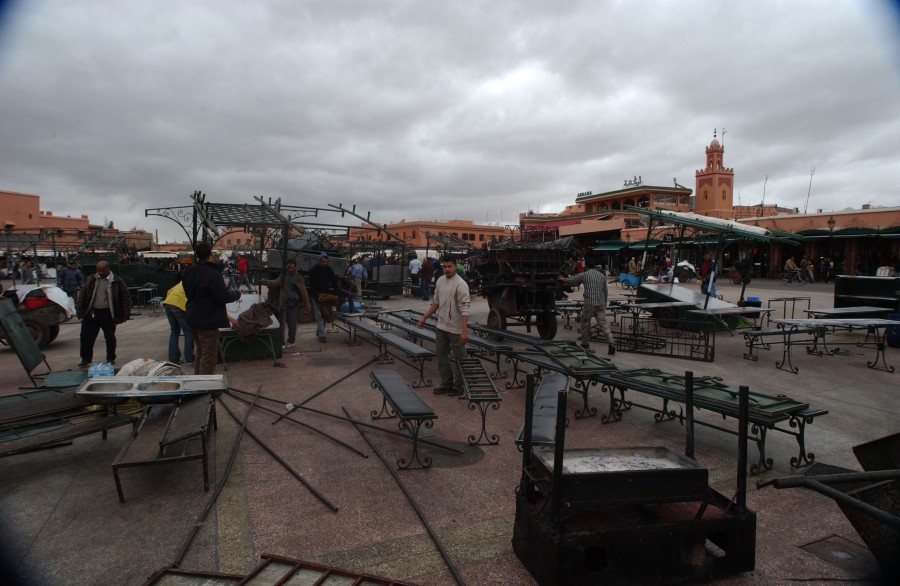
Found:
[827,216,836,282]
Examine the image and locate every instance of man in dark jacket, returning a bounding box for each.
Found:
[57,258,85,299]
[308,251,340,343]
[76,261,132,367]
[183,242,241,375]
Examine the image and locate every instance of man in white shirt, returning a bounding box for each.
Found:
[408,257,422,297]
[417,257,470,396]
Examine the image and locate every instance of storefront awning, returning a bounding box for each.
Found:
[593,241,628,252]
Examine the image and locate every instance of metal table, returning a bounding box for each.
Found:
[775,318,897,372]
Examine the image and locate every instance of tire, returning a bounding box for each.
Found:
[654,307,678,329]
[536,313,558,340]
[47,324,61,343]
[730,275,742,285]
[22,316,51,348]
[486,308,507,340]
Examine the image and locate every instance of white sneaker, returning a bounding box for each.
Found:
[284,342,295,348]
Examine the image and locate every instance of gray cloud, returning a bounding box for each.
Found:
[1,0,898,242]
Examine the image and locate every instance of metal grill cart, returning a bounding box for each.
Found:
[513,374,757,585]
[474,237,573,340]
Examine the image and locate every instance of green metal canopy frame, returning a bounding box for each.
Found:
[625,207,801,308]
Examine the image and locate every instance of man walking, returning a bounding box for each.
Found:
[419,257,434,300]
[408,256,421,297]
[559,262,616,355]
[183,242,241,375]
[417,257,470,396]
[76,261,132,367]
[57,258,84,299]
[260,259,312,348]
[308,252,340,343]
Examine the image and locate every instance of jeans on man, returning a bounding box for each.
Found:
[435,329,467,393]
[312,300,326,339]
[80,308,117,363]
[420,280,431,301]
[282,304,298,344]
[191,328,220,375]
[164,304,194,363]
[238,274,253,292]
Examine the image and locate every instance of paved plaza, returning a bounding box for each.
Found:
[0,277,897,585]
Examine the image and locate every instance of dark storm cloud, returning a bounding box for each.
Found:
[0,0,898,241]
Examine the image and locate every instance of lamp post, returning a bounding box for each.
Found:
[827,216,836,282]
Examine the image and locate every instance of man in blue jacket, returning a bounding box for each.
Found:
[183,242,241,375]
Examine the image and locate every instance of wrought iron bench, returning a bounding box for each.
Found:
[111,395,216,502]
[455,357,502,446]
[505,341,619,419]
[596,368,828,474]
[369,370,437,470]
[377,314,512,378]
[514,373,569,449]
[336,316,434,387]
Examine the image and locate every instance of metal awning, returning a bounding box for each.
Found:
[625,207,801,245]
[593,241,628,252]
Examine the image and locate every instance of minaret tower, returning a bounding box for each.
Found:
[694,129,735,218]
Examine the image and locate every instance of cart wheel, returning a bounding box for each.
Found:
[486,308,507,340]
[730,275,742,285]
[47,324,61,343]
[22,315,51,348]
[536,313,558,340]
[654,307,678,329]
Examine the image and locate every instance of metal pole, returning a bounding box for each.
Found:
[734,385,749,514]
[685,371,695,459]
[551,390,568,521]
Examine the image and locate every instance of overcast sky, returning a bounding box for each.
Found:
[1,0,899,243]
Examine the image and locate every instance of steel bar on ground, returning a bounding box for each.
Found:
[225,389,368,459]
[218,395,338,512]
[271,357,376,424]
[171,385,260,568]
[228,387,464,455]
[342,406,467,586]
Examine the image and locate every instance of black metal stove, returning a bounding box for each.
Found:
[513,373,756,585]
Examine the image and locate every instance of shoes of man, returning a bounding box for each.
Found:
[447,389,461,397]
[318,336,327,343]
[433,386,450,394]
[580,342,590,349]
[185,361,194,365]
[608,344,616,356]
[78,361,90,368]
[284,342,295,348]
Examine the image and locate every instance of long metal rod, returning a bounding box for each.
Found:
[171,387,260,568]
[759,470,900,488]
[270,358,376,425]
[760,475,900,529]
[341,406,467,586]
[227,387,464,455]
[218,396,338,512]
[225,389,368,459]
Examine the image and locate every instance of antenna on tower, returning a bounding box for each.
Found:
[762,175,768,206]
[803,166,816,214]
[721,128,727,146]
